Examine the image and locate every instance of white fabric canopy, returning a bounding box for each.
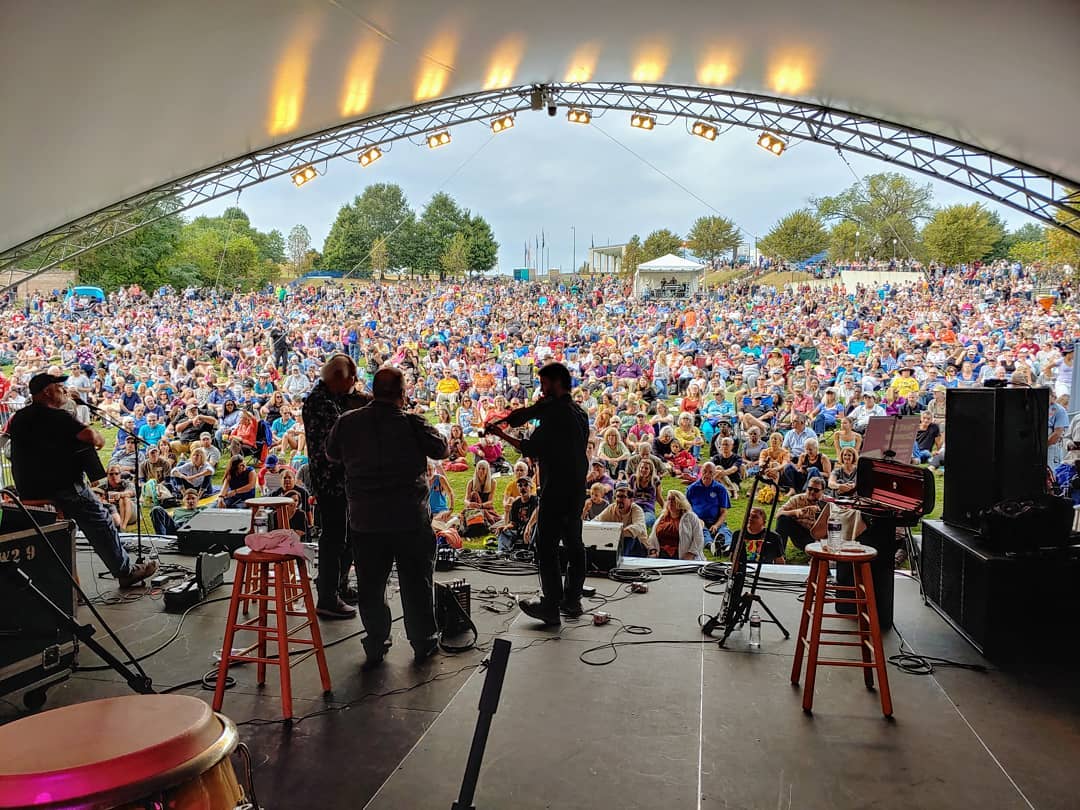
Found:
[2,0,1079,252]
[637,254,705,273]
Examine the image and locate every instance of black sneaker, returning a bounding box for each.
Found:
[340,585,359,605]
[519,597,560,627]
[559,599,584,618]
[316,598,357,620]
[362,638,393,670]
[412,639,439,664]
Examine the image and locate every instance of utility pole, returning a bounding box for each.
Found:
[571,225,576,274]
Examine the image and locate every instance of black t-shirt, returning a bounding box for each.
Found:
[732,528,785,564]
[7,403,88,498]
[509,495,538,532]
[915,423,941,452]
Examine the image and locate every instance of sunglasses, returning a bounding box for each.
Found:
[808,486,824,493]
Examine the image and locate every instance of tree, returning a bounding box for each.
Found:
[287,224,312,273]
[1008,240,1046,266]
[166,227,266,289]
[642,229,683,262]
[687,215,740,263]
[621,235,644,277]
[321,183,415,275]
[440,231,471,279]
[827,221,860,262]
[463,213,498,275]
[812,172,933,260]
[415,192,468,277]
[370,235,389,278]
[756,209,828,262]
[921,203,1004,266]
[70,201,184,289]
[1047,224,1080,269]
[986,218,1047,261]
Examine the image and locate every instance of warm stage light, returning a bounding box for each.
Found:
[427,131,452,149]
[358,146,383,167]
[567,108,591,125]
[490,114,515,134]
[630,113,656,130]
[757,132,787,156]
[691,121,717,141]
[291,165,317,187]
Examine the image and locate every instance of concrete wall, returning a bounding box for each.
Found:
[3,268,76,298]
[838,270,923,292]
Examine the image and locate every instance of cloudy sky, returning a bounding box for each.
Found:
[195,111,1034,273]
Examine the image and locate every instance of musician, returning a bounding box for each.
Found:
[6,372,157,587]
[485,362,589,626]
[775,477,826,552]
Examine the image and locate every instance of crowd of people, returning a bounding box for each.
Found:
[1,258,1077,586]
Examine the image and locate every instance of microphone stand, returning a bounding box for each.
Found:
[86,401,152,565]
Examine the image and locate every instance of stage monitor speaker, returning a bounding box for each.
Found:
[176,508,251,554]
[942,387,1047,532]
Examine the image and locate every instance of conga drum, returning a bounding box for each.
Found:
[0,695,246,809]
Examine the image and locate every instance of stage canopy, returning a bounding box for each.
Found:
[635,253,705,297]
[2,0,1079,259]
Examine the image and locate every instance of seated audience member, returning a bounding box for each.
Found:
[738,392,775,434]
[463,459,499,530]
[626,440,670,479]
[581,482,612,520]
[137,412,166,447]
[730,506,786,565]
[171,403,217,456]
[195,432,222,467]
[500,461,533,515]
[592,482,649,557]
[912,411,942,463]
[629,459,663,530]
[586,459,617,494]
[469,432,509,474]
[828,447,859,497]
[627,411,654,444]
[269,468,312,532]
[669,439,700,483]
[109,435,142,476]
[781,413,816,458]
[707,419,739,460]
[779,437,832,495]
[740,426,766,476]
[646,489,706,561]
[427,461,456,525]
[258,454,293,494]
[849,392,885,434]
[497,477,539,551]
[226,410,260,458]
[673,412,704,458]
[217,454,257,508]
[653,424,677,463]
[832,416,862,457]
[270,404,304,456]
[597,426,631,477]
[140,444,176,503]
[171,446,216,496]
[685,462,732,554]
[445,424,470,472]
[775,477,827,552]
[711,436,743,499]
[98,465,136,528]
[150,488,203,536]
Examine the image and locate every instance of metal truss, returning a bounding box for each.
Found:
[3,81,1078,291]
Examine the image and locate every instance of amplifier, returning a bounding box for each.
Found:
[0,521,77,708]
[921,519,1080,659]
[176,508,251,555]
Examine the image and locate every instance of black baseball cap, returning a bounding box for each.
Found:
[29,372,68,395]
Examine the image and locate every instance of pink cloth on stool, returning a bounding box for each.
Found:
[246,529,305,557]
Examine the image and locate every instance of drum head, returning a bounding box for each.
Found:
[0,695,226,808]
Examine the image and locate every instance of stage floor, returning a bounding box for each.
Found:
[3,548,1078,810]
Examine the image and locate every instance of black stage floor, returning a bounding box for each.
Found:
[3,548,1079,810]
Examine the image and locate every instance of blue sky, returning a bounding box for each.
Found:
[195,112,1034,273]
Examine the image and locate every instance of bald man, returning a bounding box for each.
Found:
[302,354,370,619]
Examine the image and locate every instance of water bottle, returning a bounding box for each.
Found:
[254,508,268,534]
[827,515,843,551]
[749,611,762,648]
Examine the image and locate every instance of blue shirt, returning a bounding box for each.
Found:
[685,479,730,525]
[137,423,166,445]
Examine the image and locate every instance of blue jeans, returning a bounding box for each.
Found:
[913,448,932,463]
[704,525,733,553]
[50,482,132,577]
[812,413,837,435]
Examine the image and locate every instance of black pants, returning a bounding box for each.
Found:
[316,492,353,604]
[350,526,437,656]
[273,347,288,370]
[775,514,815,552]
[534,498,586,608]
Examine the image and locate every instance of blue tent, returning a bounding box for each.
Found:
[64,285,105,303]
[796,251,828,270]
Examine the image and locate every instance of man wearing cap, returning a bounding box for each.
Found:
[6,373,157,587]
[849,392,885,434]
[590,482,649,558]
[257,454,292,494]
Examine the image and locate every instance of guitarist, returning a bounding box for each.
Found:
[5,372,157,587]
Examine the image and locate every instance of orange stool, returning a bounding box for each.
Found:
[239,497,302,616]
[212,546,331,720]
[791,542,893,718]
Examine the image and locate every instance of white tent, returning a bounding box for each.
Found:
[634,254,706,298]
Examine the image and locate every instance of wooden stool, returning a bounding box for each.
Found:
[791,542,893,718]
[239,497,302,615]
[212,546,331,720]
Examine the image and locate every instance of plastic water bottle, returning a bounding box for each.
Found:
[749,611,762,648]
[254,508,269,534]
[827,515,843,551]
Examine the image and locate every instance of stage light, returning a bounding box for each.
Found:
[290,165,317,187]
[427,130,452,149]
[691,121,717,141]
[490,114,515,134]
[757,132,787,156]
[357,146,382,167]
[630,113,656,131]
[566,108,591,125]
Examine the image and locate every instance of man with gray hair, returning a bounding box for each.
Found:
[303,354,369,620]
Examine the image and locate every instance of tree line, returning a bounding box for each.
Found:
[622,173,1080,272]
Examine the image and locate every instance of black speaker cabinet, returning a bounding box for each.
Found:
[942,387,1047,532]
[921,519,1080,659]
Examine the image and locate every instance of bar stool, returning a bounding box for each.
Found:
[791,541,893,718]
[212,546,331,721]
[239,497,301,616]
